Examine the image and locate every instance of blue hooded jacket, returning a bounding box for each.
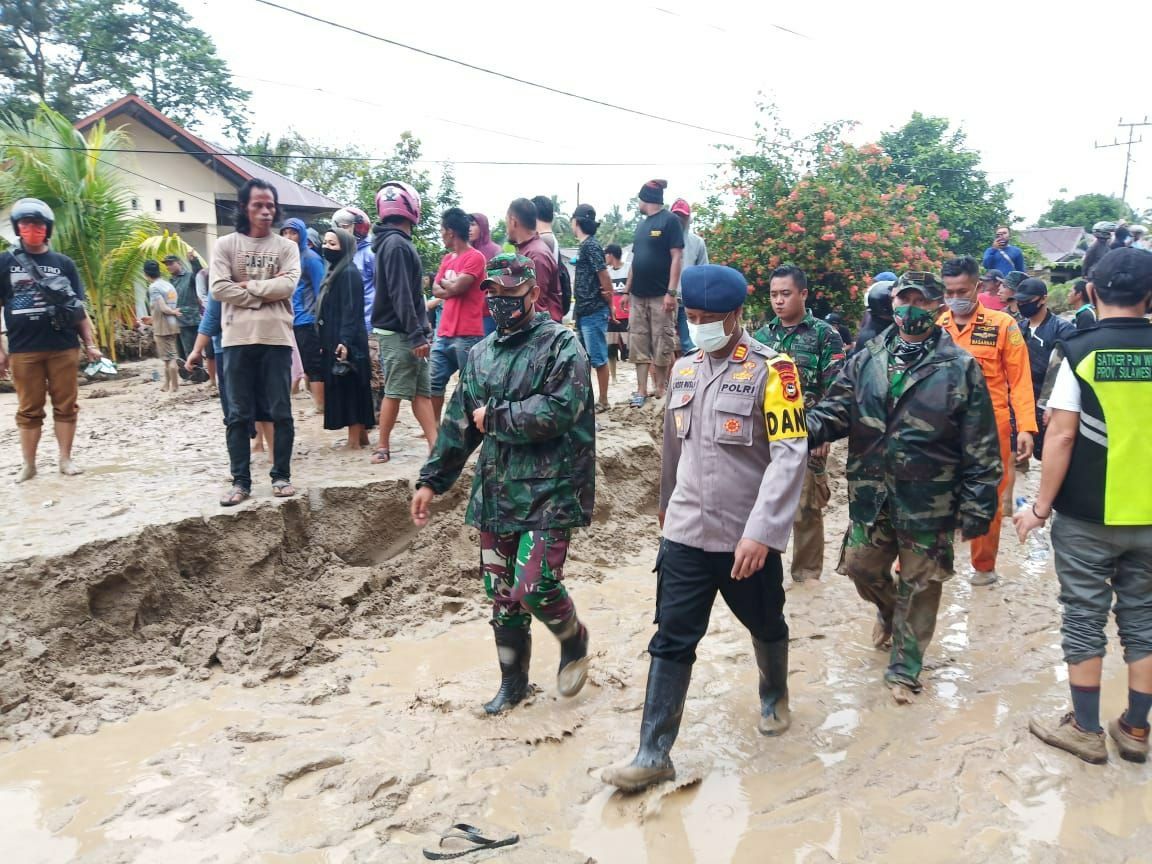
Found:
[283,217,327,326]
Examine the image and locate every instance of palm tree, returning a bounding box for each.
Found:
[0,105,190,359]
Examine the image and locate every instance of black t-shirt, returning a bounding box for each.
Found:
[630,209,685,298]
[574,236,609,316]
[0,248,86,353]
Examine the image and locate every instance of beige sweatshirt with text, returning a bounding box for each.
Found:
[209,231,301,348]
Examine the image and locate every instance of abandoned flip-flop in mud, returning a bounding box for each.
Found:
[423,823,520,859]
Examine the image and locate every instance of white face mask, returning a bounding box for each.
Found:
[687,314,733,353]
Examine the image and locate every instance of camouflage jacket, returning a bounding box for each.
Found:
[753,312,846,406]
[805,328,1001,535]
[418,312,595,533]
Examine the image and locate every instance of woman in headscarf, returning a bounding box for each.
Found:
[318,229,376,448]
[469,213,503,336]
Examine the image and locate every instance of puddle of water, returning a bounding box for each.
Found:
[0,785,79,864]
[0,693,255,861]
[1005,787,1066,846]
[816,750,847,767]
[3,546,1151,863]
[819,708,859,736]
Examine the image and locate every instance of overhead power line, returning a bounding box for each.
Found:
[249,0,758,143]
[10,141,1017,178]
[8,143,726,168]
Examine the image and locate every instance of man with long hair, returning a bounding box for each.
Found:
[209,179,301,505]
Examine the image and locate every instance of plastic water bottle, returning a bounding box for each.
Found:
[1016,496,1050,562]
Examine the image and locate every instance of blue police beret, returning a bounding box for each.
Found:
[681,265,747,313]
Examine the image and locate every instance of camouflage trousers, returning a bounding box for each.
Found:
[480,529,578,635]
[841,509,954,692]
[791,456,832,582]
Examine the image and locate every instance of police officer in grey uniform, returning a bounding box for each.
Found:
[602,264,809,793]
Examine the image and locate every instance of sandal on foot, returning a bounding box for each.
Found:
[423,824,520,860]
[219,486,251,507]
[272,480,296,498]
[595,401,610,413]
[370,448,391,464]
[629,393,647,408]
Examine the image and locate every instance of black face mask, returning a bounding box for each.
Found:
[487,287,533,331]
[1017,298,1043,319]
[322,247,343,265]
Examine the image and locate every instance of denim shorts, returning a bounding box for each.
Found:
[430,335,482,396]
[578,306,609,368]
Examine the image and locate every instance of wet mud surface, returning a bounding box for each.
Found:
[1,360,1150,863]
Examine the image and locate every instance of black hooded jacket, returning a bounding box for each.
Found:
[370,223,430,347]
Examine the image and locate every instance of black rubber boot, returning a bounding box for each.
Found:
[753,637,791,735]
[602,657,692,792]
[557,620,590,698]
[483,626,531,715]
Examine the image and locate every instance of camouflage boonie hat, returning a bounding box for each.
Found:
[483,253,536,288]
[1001,270,1029,291]
[894,270,944,301]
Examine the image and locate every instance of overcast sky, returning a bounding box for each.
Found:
[188,0,1152,230]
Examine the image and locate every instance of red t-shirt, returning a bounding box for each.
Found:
[435,248,488,337]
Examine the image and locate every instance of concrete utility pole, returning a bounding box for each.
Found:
[1095,117,1150,206]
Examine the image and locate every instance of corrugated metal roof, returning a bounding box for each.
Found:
[1019,227,1087,263]
[75,95,342,212]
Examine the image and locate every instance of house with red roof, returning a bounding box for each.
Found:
[74,95,342,257]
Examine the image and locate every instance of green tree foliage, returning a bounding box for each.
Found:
[242,129,459,272]
[238,130,368,204]
[876,113,1012,256]
[490,218,509,248]
[0,104,192,357]
[597,201,640,247]
[1037,192,1134,230]
[0,0,249,132]
[701,105,948,320]
[356,132,459,273]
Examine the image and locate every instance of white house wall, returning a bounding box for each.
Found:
[103,118,236,230]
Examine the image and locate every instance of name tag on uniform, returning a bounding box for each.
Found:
[671,378,695,391]
[970,325,998,347]
[1095,350,1152,381]
[650,230,662,237]
[719,381,755,395]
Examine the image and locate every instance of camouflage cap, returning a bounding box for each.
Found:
[1001,270,1029,290]
[894,270,944,301]
[482,253,536,288]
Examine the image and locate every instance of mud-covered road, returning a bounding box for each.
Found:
[0,359,1149,863]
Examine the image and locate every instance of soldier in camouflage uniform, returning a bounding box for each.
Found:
[753,265,846,581]
[806,272,1002,701]
[411,254,594,714]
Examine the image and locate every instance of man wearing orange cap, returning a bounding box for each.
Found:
[938,256,1036,586]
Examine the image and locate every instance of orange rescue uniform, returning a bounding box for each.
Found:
[939,303,1036,573]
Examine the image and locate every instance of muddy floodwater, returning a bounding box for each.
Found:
[1,361,1150,863]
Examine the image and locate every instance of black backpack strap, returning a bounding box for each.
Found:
[11,247,48,284]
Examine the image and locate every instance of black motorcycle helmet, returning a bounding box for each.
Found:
[9,197,56,240]
[865,279,896,319]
